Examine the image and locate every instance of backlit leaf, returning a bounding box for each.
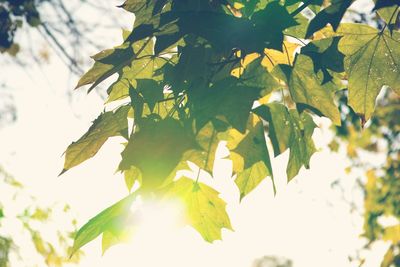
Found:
[75,43,134,91]
[119,118,196,190]
[71,194,136,256]
[289,54,341,125]
[255,103,317,181]
[337,23,400,121]
[226,114,274,199]
[61,106,129,174]
[163,177,232,242]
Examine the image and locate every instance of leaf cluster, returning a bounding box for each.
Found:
[61,0,400,259]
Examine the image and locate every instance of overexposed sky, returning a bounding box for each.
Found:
[0,0,390,266]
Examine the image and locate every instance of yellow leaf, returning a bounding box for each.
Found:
[233,2,245,9]
[258,94,271,104]
[383,225,400,243]
[231,53,260,77]
[262,41,298,71]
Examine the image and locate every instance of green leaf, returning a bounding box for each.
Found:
[301,37,345,82]
[306,0,354,38]
[289,54,341,125]
[178,1,297,52]
[101,214,136,254]
[119,118,196,190]
[61,106,129,174]
[186,122,219,174]
[250,1,299,51]
[134,79,164,111]
[337,24,400,121]
[191,77,261,133]
[75,43,134,91]
[106,78,130,103]
[71,194,136,256]
[119,0,148,13]
[240,58,280,95]
[124,166,142,192]
[376,6,399,30]
[163,177,232,242]
[123,39,167,81]
[254,103,317,181]
[225,114,274,199]
[373,0,400,11]
[163,44,213,93]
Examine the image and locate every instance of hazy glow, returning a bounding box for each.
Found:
[0,1,388,266]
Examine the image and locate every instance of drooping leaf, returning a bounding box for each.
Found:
[337,23,400,121]
[75,43,134,92]
[71,194,136,256]
[61,106,129,174]
[225,114,274,199]
[289,54,341,125]
[163,177,232,242]
[306,0,354,38]
[254,103,317,181]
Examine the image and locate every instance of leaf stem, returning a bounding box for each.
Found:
[380,6,399,33]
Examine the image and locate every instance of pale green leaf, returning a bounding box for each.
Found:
[164,177,232,242]
[124,166,142,192]
[289,54,341,125]
[119,118,196,190]
[61,106,129,174]
[226,114,274,199]
[337,23,400,121]
[255,103,317,181]
[76,43,134,91]
[71,194,136,256]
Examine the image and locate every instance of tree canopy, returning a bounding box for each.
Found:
[60,0,399,265]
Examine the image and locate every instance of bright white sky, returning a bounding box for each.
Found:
[0,0,391,266]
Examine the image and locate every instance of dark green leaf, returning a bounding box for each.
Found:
[191,77,261,133]
[373,0,400,11]
[306,0,353,38]
[119,118,196,190]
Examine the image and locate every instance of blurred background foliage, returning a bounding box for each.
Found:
[330,89,400,266]
[0,165,82,267]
